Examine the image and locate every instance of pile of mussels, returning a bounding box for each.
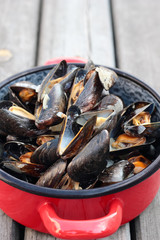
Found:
[0,60,160,190]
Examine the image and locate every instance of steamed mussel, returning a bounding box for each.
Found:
[0,59,160,190]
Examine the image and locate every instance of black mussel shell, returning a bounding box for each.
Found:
[60,115,97,160]
[31,138,59,166]
[67,129,109,184]
[74,70,104,113]
[35,83,67,129]
[67,68,87,109]
[60,64,79,95]
[1,160,46,178]
[0,108,46,137]
[9,81,37,113]
[124,122,160,138]
[38,60,67,102]
[36,159,67,188]
[3,141,36,160]
[99,160,134,184]
[97,94,123,114]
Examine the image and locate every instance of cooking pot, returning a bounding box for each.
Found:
[0,57,160,240]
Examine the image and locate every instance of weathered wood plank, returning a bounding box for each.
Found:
[98,224,131,240]
[37,0,115,67]
[88,0,115,66]
[37,0,89,65]
[112,1,160,240]
[0,0,40,239]
[0,210,23,240]
[24,228,55,240]
[0,0,40,82]
[112,0,160,94]
[135,190,160,240]
[24,223,131,240]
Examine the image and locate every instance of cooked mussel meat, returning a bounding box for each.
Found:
[9,81,37,112]
[128,155,151,174]
[111,134,146,149]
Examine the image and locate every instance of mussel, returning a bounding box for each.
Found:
[98,160,134,185]
[57,108,97,159]
[30,138,59,166]
[36,159,67,188]
[35,83,67,129]
[0,101,46,138]
[67,129,110,185]
[9,81,37,113]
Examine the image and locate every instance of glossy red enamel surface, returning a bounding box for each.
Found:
[0,169,159,239]
[44,57,87,65]
[39,200,123,239]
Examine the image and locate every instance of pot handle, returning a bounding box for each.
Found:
[38,199,123,239]
[44,57,87,65]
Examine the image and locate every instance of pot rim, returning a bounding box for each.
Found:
[0,63,160,199]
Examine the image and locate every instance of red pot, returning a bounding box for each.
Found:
[0,58,160,239]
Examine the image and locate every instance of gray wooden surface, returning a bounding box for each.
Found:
[0,0,159,239]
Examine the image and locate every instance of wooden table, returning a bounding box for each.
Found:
[0,0,159,239]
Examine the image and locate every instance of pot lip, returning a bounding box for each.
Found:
[0,63,160,199]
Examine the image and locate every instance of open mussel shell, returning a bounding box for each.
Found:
[1,160,46,178]
[9,81,37,112]
[74,70,104,113]
[95,66,118,91]
[75,109,114,127]
[67,129,109,184]
[95,112,118,134]
[59,115,97,160]
[36,159,67,188]
[31,138,59,166]
[98,160,134,185]
[119,102,155,131]
[3,141,37,160]
[37,60,67,102]
[56,105,81,156]
[0,107,46,138]
[110,133,155,154]
[124,121,160,138]
[59,64,79,95]
[67,68,87,109]
[38,61,78,103]
[109,101,156,154]
[35,83,67,129]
